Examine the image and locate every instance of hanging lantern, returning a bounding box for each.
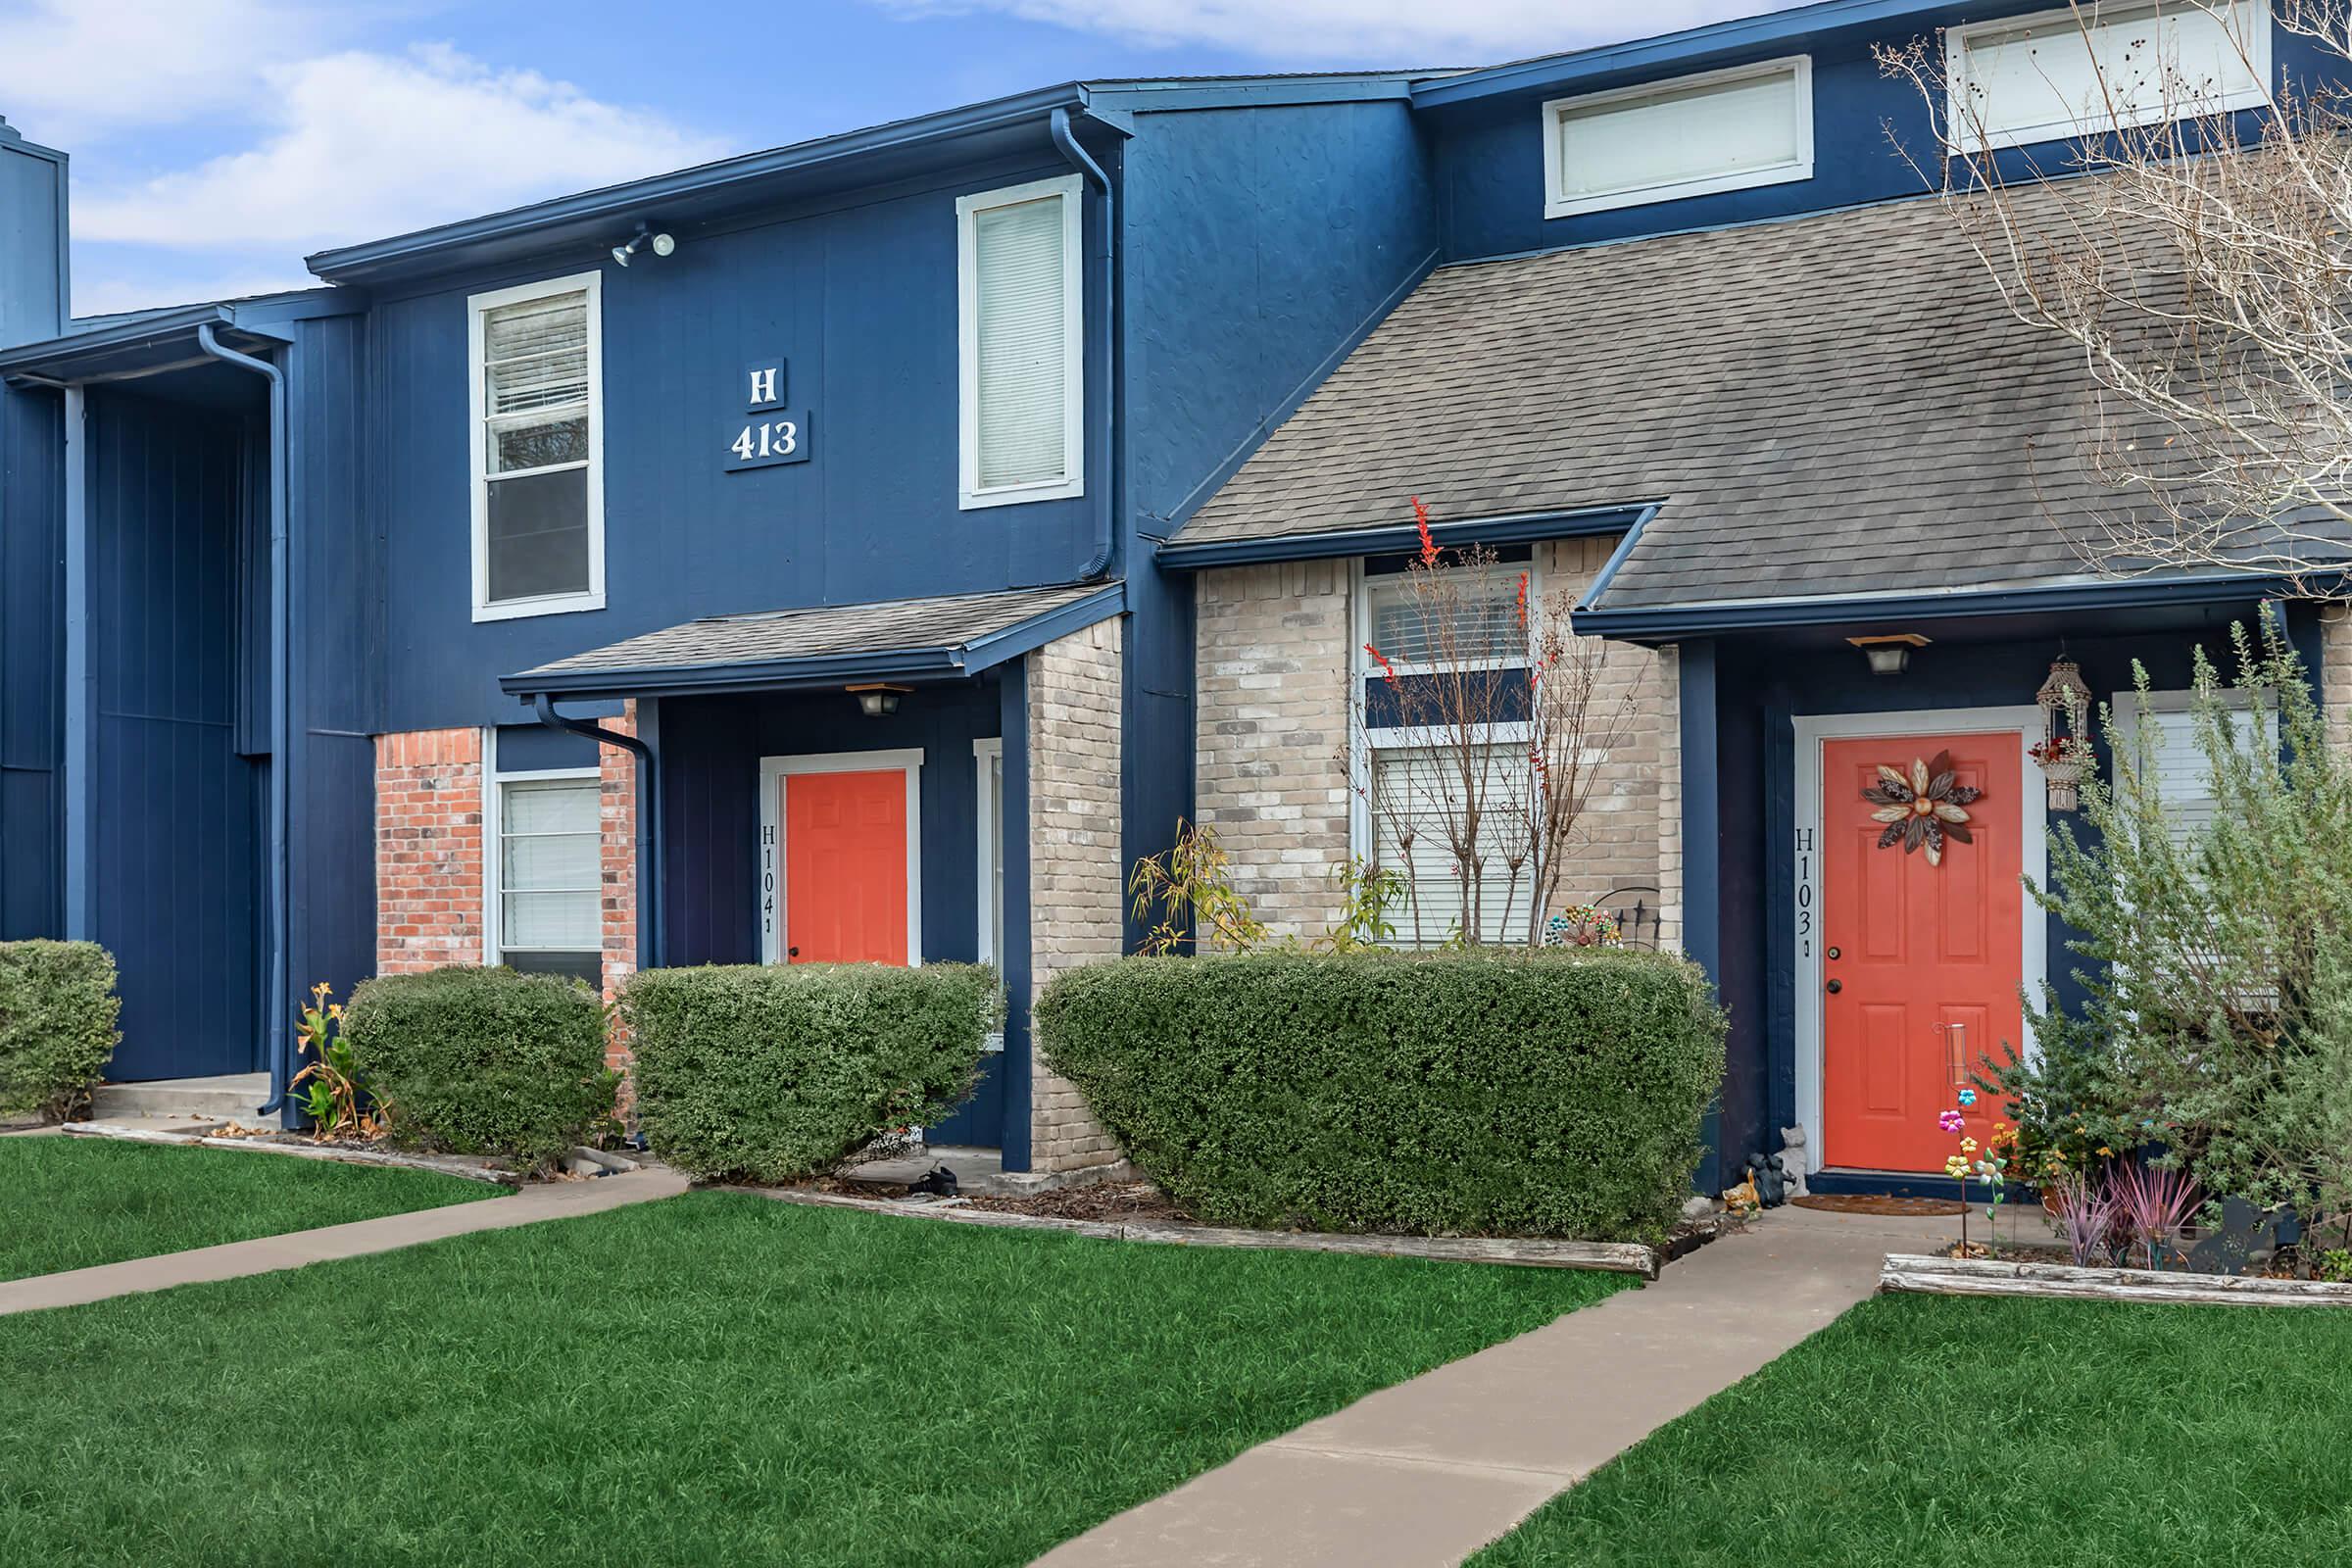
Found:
[2033,658,2095,812]
[2035,658,2092,733]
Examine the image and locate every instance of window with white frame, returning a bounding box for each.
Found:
[2112,687,2272,843]
[469,273,603,618]
[489,763,604,989]
[1353,557,1538,948]
[956,174,1084,510]
[1946,1,2271,154]
[1543,56,1813,220]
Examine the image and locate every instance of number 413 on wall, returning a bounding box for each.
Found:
[726,412,811,471]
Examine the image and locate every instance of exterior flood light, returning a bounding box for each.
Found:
[612,227,676,268]
[848,683,909,717]
[1847,632,1931,675]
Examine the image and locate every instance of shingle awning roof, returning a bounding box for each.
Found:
[1173,182,2269,620]
[500,581,1122,701]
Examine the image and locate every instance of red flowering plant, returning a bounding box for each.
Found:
[1349,497,1640,948]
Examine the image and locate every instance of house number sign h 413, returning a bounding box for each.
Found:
[727,356,811,471]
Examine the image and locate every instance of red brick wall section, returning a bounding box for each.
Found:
[374,727,487,974]
[373,715,641,1080]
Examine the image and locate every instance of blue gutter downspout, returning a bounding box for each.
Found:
[1051,106,1116,581]
[532,694,662,971]
[195,324,292,1120]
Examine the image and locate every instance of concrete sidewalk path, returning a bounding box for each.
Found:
[0,1164,689,1316]
[1038,1205,1972,1568]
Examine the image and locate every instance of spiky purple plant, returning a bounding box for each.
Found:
[2112,1158,2201,1270]
[2049,1170,2121,1268]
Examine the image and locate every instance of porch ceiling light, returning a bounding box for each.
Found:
[847,683,910,717]
[1848,632,1930,675]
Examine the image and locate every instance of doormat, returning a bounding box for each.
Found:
[1793,1194,1966,1217]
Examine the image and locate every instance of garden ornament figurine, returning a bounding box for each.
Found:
[1746,1150,1787,1207]
[1777,1125,1809,1199]
[2184,1197,2295,1276]
[906,1164,959,1199]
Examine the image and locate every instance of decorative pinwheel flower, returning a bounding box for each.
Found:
[1937,1108,1965,1134]
[1862,751,1982,867]
[1957,1088,1978,1109]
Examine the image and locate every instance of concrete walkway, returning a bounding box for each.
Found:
[0,1164,689,1316]
[1038,1205,1983,1568]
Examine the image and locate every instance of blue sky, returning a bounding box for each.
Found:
[0,0,1775,316]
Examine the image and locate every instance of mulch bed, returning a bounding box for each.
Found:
[1794,1193,1968,1217]
[961,1182,1194,1224]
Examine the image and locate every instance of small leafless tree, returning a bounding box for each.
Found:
[1350,502,1639,948]
[1879,0,2352,593]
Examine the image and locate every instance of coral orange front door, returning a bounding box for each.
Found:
[1821,733,2024,1172]
[782,769,909,964]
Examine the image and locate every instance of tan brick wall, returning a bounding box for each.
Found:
[1027,617,1126,1172]
[1194,559,1353,941]
[2324,605,2352,757]
[597,705,640,1079]
[1193,539,1677,950]
[375,727,487,973]
[1653,645,1685,955]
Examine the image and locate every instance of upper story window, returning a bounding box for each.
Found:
[1543,56,1813,220]
[956,174,1084,510]
[468,272,604,620]
[2112,687,2272,843]
[1946,1,2271,154]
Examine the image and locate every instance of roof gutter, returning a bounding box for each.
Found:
[194,323,293,1124]
[1157,504,1655,570]
[1051,106,1119,581]
[1575,570,2292,642]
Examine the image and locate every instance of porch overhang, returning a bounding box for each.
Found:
[1155,502,1656,571]
[499,581,1125,703]
[0,306,291,387]
[1573,571,2299,645]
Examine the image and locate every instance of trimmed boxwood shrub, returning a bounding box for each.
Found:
[0,941,122,1121]
[341,965,615,1170]
[623,962,995,1183]
[1038,949,1727,1243]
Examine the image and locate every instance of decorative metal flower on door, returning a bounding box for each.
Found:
[1862,751,1982,867]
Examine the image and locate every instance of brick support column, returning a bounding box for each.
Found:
[2322,605,2352,758]
[373,728,487,973]
[1027,617,1125,1172]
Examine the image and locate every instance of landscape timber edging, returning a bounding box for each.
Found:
[724,1184,1661,1278]
[1880,1251,2352,1308]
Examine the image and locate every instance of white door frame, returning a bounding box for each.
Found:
[1791,707,2045,1174]
[758,748,925,966]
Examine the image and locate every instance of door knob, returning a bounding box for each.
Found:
[1825,978,1842,994]
[788,946,800,958]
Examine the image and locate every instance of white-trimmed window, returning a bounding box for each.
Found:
[1946,1,2272,154]
[487,753,604,989]
[1543,56,1813,220]
[468,272,604,619]
[2112,687,2272,843]
[1351,558,1540,948]
[956,174,1084,510]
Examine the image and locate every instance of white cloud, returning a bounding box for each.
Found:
[0,0,337,143]
[869,0,1781,62]
[74,43,735,253]
[69,268,327,318]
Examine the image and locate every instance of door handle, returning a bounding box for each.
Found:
[1825,978,1841,994]
[788,946,800,959]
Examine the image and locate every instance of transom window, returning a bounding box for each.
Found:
[956,175,1084,510]
[1946,1,2272,154]
[1543,56,1814,220]
[468,272,604,619]
[491,771,603,989]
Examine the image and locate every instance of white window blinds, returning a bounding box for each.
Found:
[958,177,1081,507]
[499,778,601,953]
[471,275,600,613]
[2116,693,2273,844]
[1370,747,1536,948]
[1950,1,2270,152]
[1544,57,1813,218]
[1364,571,1521,668]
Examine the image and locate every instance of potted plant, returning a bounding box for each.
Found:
[2028,734,2093,810]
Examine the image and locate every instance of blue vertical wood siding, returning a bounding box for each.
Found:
[0,384,63,936]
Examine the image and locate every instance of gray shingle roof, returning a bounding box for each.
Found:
[511,582,1109,684]
[1176,188,2163,609]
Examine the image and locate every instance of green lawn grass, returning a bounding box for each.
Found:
[0,1191,1621,1567]
[1476,1292,2352,1567]
[0,1135,502,1282]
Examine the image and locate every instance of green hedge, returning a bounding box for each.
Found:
[0,942,122,1121]
[342,966,615,1169]
[1038,950,1726,1243]
[623,962,995,1182]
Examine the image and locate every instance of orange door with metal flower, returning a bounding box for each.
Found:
[1821,734,2025,1172]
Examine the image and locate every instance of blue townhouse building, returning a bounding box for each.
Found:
[0,0,2337,1189]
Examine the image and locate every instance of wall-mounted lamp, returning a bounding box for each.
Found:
[847,683,909,717]
[612,225,676,268]
[1847,632,1931,675]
